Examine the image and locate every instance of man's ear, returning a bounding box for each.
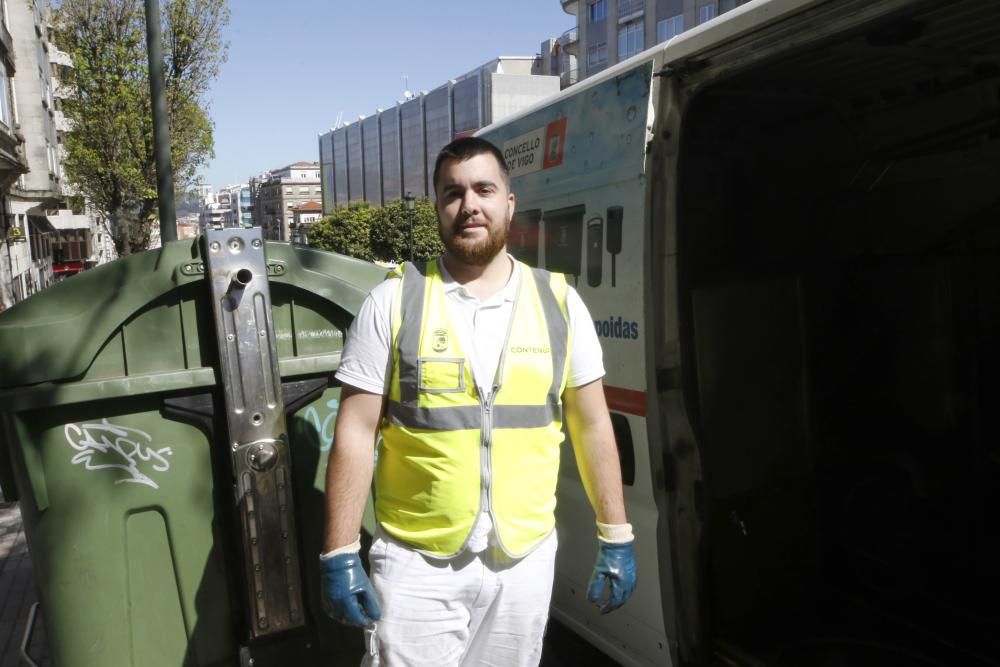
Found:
[507,191,516,220]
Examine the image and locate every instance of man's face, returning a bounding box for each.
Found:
[435,153,515,266]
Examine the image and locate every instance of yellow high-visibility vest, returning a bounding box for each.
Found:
[376,259,572,558]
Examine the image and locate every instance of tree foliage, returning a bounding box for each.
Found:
[55,0,229,255]
[307,201,379,262]
[309,199,444,264]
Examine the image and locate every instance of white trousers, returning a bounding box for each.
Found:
[361,529,558,667]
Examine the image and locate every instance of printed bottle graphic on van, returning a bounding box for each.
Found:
[510,204,626,288]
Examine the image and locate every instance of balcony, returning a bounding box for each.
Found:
[0,125,28,188]
[560,68,578,89]
[560,0,578,16]
[559,28,579,58]
[617,0,644,22]
[54,110,71,133]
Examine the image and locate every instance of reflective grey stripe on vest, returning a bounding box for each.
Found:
[396,260,427,405]
[386,401,560,430]
[389,261,569,431]
[529,267,569,414]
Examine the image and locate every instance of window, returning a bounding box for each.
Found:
[587,42,607,70]
[298,186,309,193]
[588,0,606,23]
[699,4,716,24]
[286,202,294,208]
[285,187,293,194]
[618,20,643,61]
[0,60,10,128]
[657,15,684,42]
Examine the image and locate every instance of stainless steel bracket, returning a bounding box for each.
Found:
[204,227,304,638]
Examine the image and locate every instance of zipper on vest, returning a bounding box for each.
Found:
[480,391,494,520]
[481,274,521,549]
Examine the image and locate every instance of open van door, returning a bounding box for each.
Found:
[484,0,1000,665]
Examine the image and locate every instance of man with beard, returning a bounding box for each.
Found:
[320,137,635,666]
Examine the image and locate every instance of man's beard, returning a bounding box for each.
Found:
[443,217,509,266]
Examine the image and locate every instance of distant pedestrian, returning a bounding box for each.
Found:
[320,137,636,666]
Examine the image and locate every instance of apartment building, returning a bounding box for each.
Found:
[562,0,751,80]
[1,0,99,309]
[251,162,322,241]
[218,183,252,228]
[0,0,28,310]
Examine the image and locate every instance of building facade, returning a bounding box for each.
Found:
[251,162,322,241]
[562,0,751,81]
[539,31,579,89]
[0,0,29,310]
[290,200,321,245]
[319,57,562,214]
[1,0,100,309]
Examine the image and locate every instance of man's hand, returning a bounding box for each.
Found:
[319,552,382,627]
[586,541,637,614]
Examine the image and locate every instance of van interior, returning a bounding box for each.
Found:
[677,1,1000,664]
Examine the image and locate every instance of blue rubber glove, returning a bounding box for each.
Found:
[319,552,382,627]
[586,541,637,614]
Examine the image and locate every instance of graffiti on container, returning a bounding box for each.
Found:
[64,419,173,489]
[301,398,340,451]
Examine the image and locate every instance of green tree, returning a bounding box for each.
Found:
[309,199,444,264]
[55,0,229,255]
[308,202,378,261]
[369,198,443,263]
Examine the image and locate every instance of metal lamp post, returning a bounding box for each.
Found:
[403,192,416,262]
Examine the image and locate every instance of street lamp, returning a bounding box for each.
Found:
[403,192,416,262]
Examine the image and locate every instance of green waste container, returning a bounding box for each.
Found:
[0,231,384,667]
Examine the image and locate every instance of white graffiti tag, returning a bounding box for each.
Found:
[301,398,340,452]
[64,420,173,489]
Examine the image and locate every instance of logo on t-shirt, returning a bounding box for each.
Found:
[432,328,449,352]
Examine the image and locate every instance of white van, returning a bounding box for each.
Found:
[477,0,1000,664]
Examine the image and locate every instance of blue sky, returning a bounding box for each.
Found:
[201,1,575,189]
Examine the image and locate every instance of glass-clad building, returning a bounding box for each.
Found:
[320,58,560,210]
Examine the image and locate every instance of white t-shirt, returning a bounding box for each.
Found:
[335,256,605,552]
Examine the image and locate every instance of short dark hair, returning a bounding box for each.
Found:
[432,137,510,194]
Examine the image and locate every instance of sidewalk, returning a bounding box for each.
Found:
[0,493,50,667]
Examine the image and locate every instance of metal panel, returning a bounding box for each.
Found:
[379,107,402,203]
[319,131,335,215]
[453,73,481,137]
[400,96,426,197]
[424,83,453,195]
[362,115,382,206]
[332,127,349,209]
[203,226,304,638]
[347,121,364,203]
